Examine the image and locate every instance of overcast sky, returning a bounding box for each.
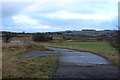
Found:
[1,0,119,32]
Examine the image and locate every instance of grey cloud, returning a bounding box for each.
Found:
[2,2,31,18]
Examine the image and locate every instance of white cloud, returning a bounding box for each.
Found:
[1,0,119,2]
[46,10,117,21]
[22,0,118,13]
[34,25,51,29]
[12,15,58,30]
[21,1,61,13]
[12,15,39,26]
[21,1,117,22]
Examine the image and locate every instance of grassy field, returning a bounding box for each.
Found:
[50,41,117,54]
[2,42,60,78]
[41,41,119,66]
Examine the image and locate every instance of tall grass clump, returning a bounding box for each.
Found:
[2,42,33,50]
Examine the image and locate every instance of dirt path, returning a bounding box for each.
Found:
[45,47,119,79]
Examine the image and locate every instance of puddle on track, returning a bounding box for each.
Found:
[45,47,111,66]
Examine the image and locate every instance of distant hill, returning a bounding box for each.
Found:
[1,30,116,37]
[82,29,96,31]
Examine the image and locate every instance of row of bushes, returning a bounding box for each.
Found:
[2,33,52,43]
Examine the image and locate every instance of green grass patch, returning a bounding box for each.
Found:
[50,41,117,54]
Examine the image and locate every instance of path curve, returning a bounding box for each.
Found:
[45,47,119,78]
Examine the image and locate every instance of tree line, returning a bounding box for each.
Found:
[2,30,120,53]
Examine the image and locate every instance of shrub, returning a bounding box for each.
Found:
[32,33,52,42]
[97,37,103,41]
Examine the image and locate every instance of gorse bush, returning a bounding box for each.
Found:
[107,30,120,53]
[32,33,52,42]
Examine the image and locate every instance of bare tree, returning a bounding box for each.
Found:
[2,32,13,43]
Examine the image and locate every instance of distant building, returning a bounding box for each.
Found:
[82,29,96,31]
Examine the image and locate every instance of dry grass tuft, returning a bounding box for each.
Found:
[2,41,38,50]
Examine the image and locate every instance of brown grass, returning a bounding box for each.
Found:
[2,55,22,78]
[2,41,58,78]
[2,42,32,50]
[11,37,32,41]
[2,41,38,78]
